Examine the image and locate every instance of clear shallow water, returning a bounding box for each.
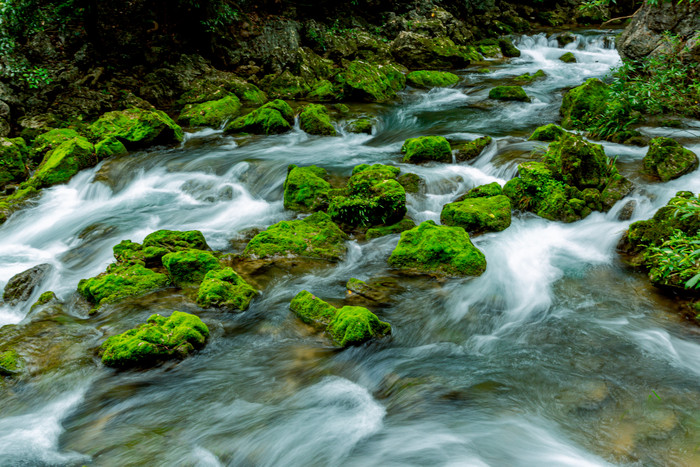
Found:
[1,31,700,466]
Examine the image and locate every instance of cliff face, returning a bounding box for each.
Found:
[617,1,700,70]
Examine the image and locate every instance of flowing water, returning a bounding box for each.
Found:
[1,31,700,466]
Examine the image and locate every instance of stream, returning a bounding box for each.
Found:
[1,30,699,466]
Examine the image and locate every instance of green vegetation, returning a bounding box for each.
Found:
[197,267,258,311]
[225,99,294,135]
[289,290,337,328]
[559,52,576,63]
[406,70,460,88]
[452,136,491,162]
[365,217,416,240]
[90,108,184,147]
[0,349,20,375]
[77,263,169,309]
[178,95,242,128]
[489,86,530,102]
[100,311,209,368]
[32,136,95,188]
[283,165,332,212]
[95,137,128,160]
[0,137,28,188]
[642,137,698,182]
[162,249,221,287]
[441,194,512,233]
[299,104,337,136]
[528,124,567,142]
[346,118,373,134]
[402,136,452,163]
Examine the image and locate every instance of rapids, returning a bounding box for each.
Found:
[1,30,699,466]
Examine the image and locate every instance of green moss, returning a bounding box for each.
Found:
[77,262,169,308]
[452,136,492,162]
[402,136,452,163]
[327,306,391,347]
[299,104,337,136]
[30,128,79,165]
[560,78,608,129]
[559,52,577,63]
[283,164,331,212]
[489,86,530,102]
[307,80,341,102]
[89,108,184,147]
[196,267,257,311]
[479,44,501,58]
[260,71,312,100]
[458,182,503,200]
[244,211,348,261]
[406,70,460,89]
[143,229,210,253]
[513,70,546,85]
[100,311,209,368]
[642,137,698,182]
[441,195,512,233]
[388,220,487,277]
[328,164,407,228]
[30,291,57,311]
[0,137,28,188]
[346,118,373,134]
[336,60,406,102]
[499,38,521,57]
[177,80,231,106]
[224,99,294,135]
[289,290,337,328]
[162,249,221,287]
[528,124,567,142]
[228,78,268,106]
[397,172,421,193]
[0,349,20,375]
[178,95,242,128]
[543,133,609,189]
[95,137,128,160]
[366,217,416,240]
[32,137,96,188]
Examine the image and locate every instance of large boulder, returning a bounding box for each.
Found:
[283,165,332,212]
[390,32,479,69]
[30,129,80,165]
[335,60,406,102]
[77,262,169,311]
[0,137,28,189]
[162,249,221,288]
[224,99,294,135]
[452,136,491,162]
[489,86,530,102]
[31,136,96,188]
[89,108,184,148]
[402,136,452,163]
[178,95,242,128]
[299,104,336,136]
[406,70,460,88]
[560,78,609,129]
[100,311,209,368]
[388,220,487,277]
[528,124,567,142]
[2,263,52,306]
[642,137,698,182]
[197,267,258,312]
[441,193,511,233]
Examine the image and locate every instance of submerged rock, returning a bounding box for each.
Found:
[388,220,487,277]
[406,70,460,88]
[402,136,452,163]
[346,277,400,304]
[2,263,52,306]
[489,86,530,102]
[452,136,492,162]
[224,99,294,135]
[100,311,209,368]
[642,137,698,182]
[90,107,184,148]
[196,267,258,312]
[299,104,336,136]
[283,164,332,212]
[178,95,242,128]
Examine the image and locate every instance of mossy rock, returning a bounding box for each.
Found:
[260,71,312,100]
[560,78,608,129]
[559,52,577,63]
[528,124,567,142]
[178,95,242,128]
[30,290,57,311]
[100,311,209,368]
[402,136,452,163]
[406,70,460,89]
[224,99,294,135]
[397,172,422,193]
[499,38,521,57]
[388,220,487,277]
[163,249,221,287]
[642,137,698,182]
[143,229,211,254]
[244,211,348,261]
[196,267,258,311]
[89,108,184,148]
[95,137,128,160]
[489,86,530,102]
[452,136,492,162]
[327,164,407,228]
[346,118,374,135]
[77,262,169,309]
[0,137,28,189]
[543,133,609,189]
[441,195,512,233]
[336,60,406,102]
[289,290,337,328]
[299,104,336,136]
[283,164,331,212]
[307,80,341,102]
[228,78,268,106]
[328,306,391,347]
[32,137,96,188]
[2,263,52,305]
[30,128,79,165]
[390,32,480,69]
[345,277,399,304]
[0,349,21,376]
[366,217,416,240]
[457,182,503,201]
[177,80,231,106]
[513,70,546,85]
[478,44,502,58]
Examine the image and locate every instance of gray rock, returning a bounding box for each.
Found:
[3,264,52,306]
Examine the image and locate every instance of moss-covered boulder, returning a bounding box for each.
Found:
[0,137,28,189]
[388,220,487,277]
[228,77,268,106]
[143,229,211,254]
[441,194,512,233]
[100,311,209,368]
[499,38,521,57]
[513,70,547,85]
[224,99,294,135]
[163,249,221,287]
[244,211,348,261]
[32,136,96,188]
[77,262,169,309]
[95,137,128,160]
[397,172,422,193]
[259,71,312,100]
[489,86,530,102]
[289,290,391,346]
[178,95,242,128]
[327,164,407,228]
[642,137,698,182]
[30,129,80,164]
[460,182,503,200]
[283,165,331,212]
[452,136,492,162]
[366,217,416,240]
[346,118,374,134]
[177,79,231,106]
[504,134,633,222]
[197,267,258,311]
[90,108,184,148]
[336,60,406,102]
[478,43,501,58]
[299,104,336,136]
[559,52,577,63]
[307,80,341,102]
[390,32,480,69]
[402,136,452,163]
[406,70,460,88]
[528,124,567,142]
[560,78,608,129]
